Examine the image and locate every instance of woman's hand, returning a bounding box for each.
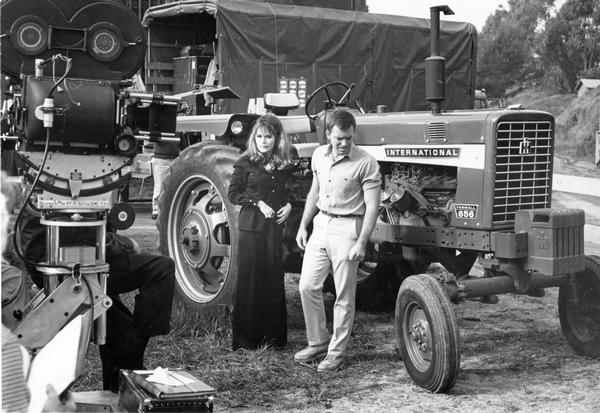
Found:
[257,200,276,219]
[276,203,292,225]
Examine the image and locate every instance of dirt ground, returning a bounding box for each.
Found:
[72,160,600,411]
[92,219,600,413]
[319,287,600,413]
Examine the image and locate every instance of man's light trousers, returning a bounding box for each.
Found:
[299,212,361,357]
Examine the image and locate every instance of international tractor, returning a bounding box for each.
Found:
[149,2,600,392]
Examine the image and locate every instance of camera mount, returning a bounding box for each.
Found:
[1,0,179,357]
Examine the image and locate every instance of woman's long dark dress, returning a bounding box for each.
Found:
[227,155,293,350]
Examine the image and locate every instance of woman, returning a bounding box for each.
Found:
[228,114,295,350]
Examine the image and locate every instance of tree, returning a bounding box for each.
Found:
[477,0,555,95]
[478,16,529,95]
[543,0,600,91]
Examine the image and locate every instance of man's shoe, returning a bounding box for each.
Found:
[317,354,346,372]
[294,344,329,363]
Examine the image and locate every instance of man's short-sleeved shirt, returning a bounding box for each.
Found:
[312,143,381,216]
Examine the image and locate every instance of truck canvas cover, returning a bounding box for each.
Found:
[143,0,477,113]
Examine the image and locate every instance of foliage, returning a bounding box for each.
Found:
[507,87,600,162]
[554,86,600,159]
[478,0,600,95]
[544,0,600,91]
[477,0,555,96]
[477,9,525,95]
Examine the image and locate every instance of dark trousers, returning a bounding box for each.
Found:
[99,251,174,391]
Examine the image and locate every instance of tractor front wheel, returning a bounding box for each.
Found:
[395,274,460,393]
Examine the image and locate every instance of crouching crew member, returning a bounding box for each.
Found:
[18,207,175,392]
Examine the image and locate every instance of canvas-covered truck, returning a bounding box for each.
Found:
[141,0,477,115]
[149,3,600,393]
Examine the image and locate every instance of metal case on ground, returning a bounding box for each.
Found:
[118,370,214,413]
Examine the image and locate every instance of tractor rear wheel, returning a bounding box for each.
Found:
[321,244,411,312]
[355,258,412,312]
[157,142,241,311]
[396,274,460,393]
[558,255,600,358]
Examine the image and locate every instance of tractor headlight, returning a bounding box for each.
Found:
[230,120,244,135]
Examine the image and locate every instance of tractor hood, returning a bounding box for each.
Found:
[348,109,555,146]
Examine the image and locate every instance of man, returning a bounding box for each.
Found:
[17,206,175,392]
[2,326,77,412]
[295,109,381,371]
[1,175,76,412]
[152,140,180,220]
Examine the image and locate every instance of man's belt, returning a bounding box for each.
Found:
[320,210,360,219]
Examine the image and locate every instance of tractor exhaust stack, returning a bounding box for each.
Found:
[426,5,454,114]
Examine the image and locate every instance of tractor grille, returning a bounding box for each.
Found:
[493,120,553,226]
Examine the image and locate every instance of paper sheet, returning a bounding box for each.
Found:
[144,367,194,386]
[27,315,82,413]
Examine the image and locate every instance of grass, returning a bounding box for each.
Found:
[74,274,402,410]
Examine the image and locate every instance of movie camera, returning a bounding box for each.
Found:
[1,0,179,353]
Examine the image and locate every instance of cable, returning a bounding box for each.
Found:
[12,128,72,271]
[12,53,105,357]
[51,56,80,107]
[11,53,97,272]
[48,54,72,98]
[81,274,95,346]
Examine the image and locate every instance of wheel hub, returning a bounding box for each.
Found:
[411,320,430,352]
[403,304,434,372]
[180,209,210,268]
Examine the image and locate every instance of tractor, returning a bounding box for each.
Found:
[151,3,600,392]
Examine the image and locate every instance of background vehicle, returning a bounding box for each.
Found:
[474,88,506,109]
[155,3,600,393]
[142,0,477,115]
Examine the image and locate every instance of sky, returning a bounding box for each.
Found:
[366,1,567,32]
[366,0,510,32]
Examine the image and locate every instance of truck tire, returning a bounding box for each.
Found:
[396,274,460,393]
[558,255,600,358]
[355,260,411,312]
[157,142,241,311]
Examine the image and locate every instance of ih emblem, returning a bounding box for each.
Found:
[518,137,533,155]
[536,231,549,249]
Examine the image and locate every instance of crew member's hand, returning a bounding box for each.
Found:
[42,384,76,412]
[129,238,141,255]
[276,203,292,225]
[296,227,308,250]
[348,241,367,261]
[257,200,276,219]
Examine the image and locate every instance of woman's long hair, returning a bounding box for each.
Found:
[244,114,293,168]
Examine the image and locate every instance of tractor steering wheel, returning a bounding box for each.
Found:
[305,81,352,120]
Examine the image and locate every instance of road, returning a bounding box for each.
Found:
[553,191,600,255]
